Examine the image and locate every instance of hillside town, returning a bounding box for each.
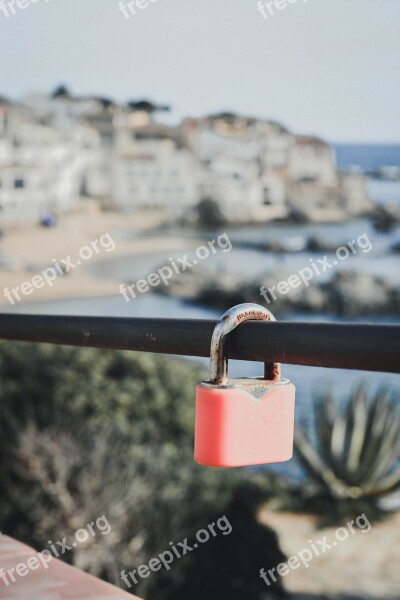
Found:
[0,88,372,227]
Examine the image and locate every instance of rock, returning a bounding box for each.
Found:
[390,241,400,254]
[286,206,311,224]
[151,263,400,317]
[254,272,326,314]
[325,271,399,316]
[305,236,338,252]
[195,198,230,227]
[370,203,400,233]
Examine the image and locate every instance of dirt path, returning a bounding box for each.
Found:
[258,507,400,599]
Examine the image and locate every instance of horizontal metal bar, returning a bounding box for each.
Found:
[0,314,398,373]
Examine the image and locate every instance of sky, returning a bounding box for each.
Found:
[0,0,399,143]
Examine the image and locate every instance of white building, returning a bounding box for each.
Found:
[0,100,102,224]
[0,96,351,224]
[288,136,337,186]
[111,118,201,211]
[259,170,287,205]
[183,115,263,161]
[260,128,292,171]
[0,164,49,224]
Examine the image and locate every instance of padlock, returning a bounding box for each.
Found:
[194,303,295,467]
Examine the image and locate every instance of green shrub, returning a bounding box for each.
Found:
[0,342,285,598]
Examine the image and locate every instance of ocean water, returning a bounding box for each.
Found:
[334,144,400,170]
[367,179,400,205]
[86,216,400,289]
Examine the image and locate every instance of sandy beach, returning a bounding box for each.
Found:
[0,204,202,308]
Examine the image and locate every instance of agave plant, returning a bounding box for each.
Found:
[294,386,400,501]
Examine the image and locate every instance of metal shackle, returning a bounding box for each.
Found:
[209,303,282,385]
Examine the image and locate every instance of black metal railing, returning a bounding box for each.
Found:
[0,314,399,373]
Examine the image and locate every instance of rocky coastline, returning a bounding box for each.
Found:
[153,266,400,317]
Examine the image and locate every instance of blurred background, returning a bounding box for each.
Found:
[0,1,399,598]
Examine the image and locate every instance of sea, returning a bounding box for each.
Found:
[2,144,400,480]
[334,143,400,172]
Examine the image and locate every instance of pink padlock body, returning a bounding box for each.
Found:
[194,380,295,467]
